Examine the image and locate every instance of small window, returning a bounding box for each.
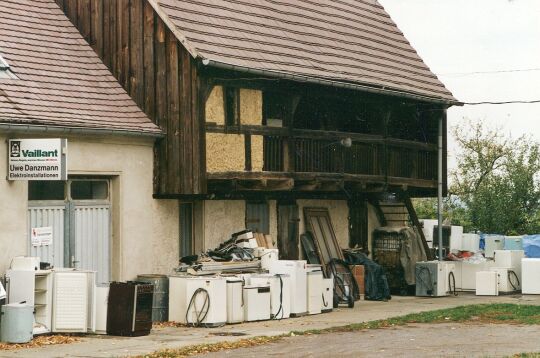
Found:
[70,180,108,200]
[28,181,65,201]
[224,87,239,126]
[246,201,270,234]
[0,54,17,79]
[263,92,287,127]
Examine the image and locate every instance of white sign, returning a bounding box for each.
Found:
[31,226,53,247]
[8,138,67,180]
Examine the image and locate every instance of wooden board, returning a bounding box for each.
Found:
[303,207,344,270]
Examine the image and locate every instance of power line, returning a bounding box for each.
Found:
[463,100,540,105]
[437,67,540,76]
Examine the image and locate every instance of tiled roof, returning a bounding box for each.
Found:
[154,0,457,103]
[0,0,161,135]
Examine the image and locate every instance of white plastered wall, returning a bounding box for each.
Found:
[0,133,179,280]
[202,200,246,251]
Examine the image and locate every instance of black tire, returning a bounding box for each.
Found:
[347,295,355,308]
[333,292,339,308]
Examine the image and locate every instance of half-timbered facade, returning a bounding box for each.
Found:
[57,0,459,258]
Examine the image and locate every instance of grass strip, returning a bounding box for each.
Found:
[136,303,540,358]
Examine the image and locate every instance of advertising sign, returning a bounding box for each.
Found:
[8,138,67,180]
[31,226,53,247]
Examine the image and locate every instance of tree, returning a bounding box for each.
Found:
[450,121,540,234]
[414,120,540,235]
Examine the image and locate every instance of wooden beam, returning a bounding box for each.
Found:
[401,192,434,260]
[143,1,155,119]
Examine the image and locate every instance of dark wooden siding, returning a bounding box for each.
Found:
[56,0,206,195]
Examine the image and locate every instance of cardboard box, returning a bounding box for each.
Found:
[351,265,365,296]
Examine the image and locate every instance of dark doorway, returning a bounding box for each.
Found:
[348,198,369,252]
[277,201,299,260]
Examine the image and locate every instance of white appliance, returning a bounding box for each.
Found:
[521,258,540,294]
[459,261,495,291]
[0,281,5,301]
[306,265,323,315]
[476,271,499,296]
[6,269,53,334]
[269,260,307,317]
[168,276,227,326]
[484,235,505,258]
[449,226,464,252]
[250,274,291,319]
[421,219,438,248]
[461,233,480,253]
[415,261,455,297]
[226,278,244,324]
[489,267,520,293]
[494,250,524,280]
[52,271,89,333]
[243,284,271,322]
[321,278,333,313]
[504,236,524,250]
[10,256,40,271]
[94,286,109,334]
[259,249,279,270]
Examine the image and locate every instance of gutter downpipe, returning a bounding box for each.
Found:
[202,59,462,107]
[0,122,164,138]
[437,112,443,261]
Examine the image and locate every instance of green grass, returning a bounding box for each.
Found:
[135,304,540,358]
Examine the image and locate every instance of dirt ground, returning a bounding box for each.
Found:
[199,323,540,358]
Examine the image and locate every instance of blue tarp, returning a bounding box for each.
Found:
[523,235,540,258]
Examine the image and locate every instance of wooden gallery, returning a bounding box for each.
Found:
[0,0,458,284]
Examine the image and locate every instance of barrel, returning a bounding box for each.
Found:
[1,303,33,343]
[137,274,169,322]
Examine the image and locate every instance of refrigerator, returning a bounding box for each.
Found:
[269,260,307,317]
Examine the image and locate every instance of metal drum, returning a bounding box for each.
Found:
[1,303,33,343]
[137,274,169,322]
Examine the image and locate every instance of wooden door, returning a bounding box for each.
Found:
[277,201,299,260]
[348,199,368,251]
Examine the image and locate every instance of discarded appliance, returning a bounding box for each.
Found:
[10,256,40,271]
[504,236,524,250]
[493,250,524,279]
[484,235,505,258]
[250,274,291,319]
[259,249,279,270]
[137,274,169,322]
[521,258,540,294]
[94,286,109,334]
[475,271,499,296]
[0,280,5,304]
[269,260,307,317]
[415,261,456,297]
[226,277,244,324]
[461,233,480,253]
[243,284,271,322]
[106,281,153,336]
[306,265,323,315]
[449,226,464,252]
[489,267,520,293]
[0,303,33,343]
[321,278,334,313]
[455,260,496,291]
[168,276,227,327]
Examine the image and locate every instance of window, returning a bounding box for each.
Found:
[224,87,239,126]
[245,201,270,234]
[70,180,108,200]
[28,181,65,201]
[179,202,194,258]
[0,54,17,79]
[263,91,288,127]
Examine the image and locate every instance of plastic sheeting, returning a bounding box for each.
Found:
[523,235,540,258]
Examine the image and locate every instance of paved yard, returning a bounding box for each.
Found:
[2,293,540,358]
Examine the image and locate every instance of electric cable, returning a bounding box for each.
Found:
[272,274,284,320]
[508,270,520,291]
[448,271,458,296]
[185,288,220,328]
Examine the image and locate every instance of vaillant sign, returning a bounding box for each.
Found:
[8,138,67,180]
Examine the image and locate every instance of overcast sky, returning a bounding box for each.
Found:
[378,0,540,170]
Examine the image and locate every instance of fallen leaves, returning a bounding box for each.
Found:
[0,334,82,351]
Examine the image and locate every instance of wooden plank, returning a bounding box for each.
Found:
[154,18,168,194]
[65,0,79,26]
[129,0,144,107]
[143,1,156,119]
[77,0,92,43]
[116,0,129,90]
[55,0,65,11]
[101,0,111,69]
[90,0,104,57]
[244,133,252,171]
[166,31,181,194]
[106,0,117,75]
[191,63,202,194]
[197,75,210,194]
[402,193,434,260]
[180,48,193,193]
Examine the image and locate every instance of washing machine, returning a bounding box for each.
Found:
[269,260,307,316]
[250,274,291,319]
[415,261,456,297]
[168,276,226,327]
[306,265,323,315]
[321,278,334,313]
[489,267,520,293]
[226,278,244,324]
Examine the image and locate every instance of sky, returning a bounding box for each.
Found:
[378,0,540,171]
